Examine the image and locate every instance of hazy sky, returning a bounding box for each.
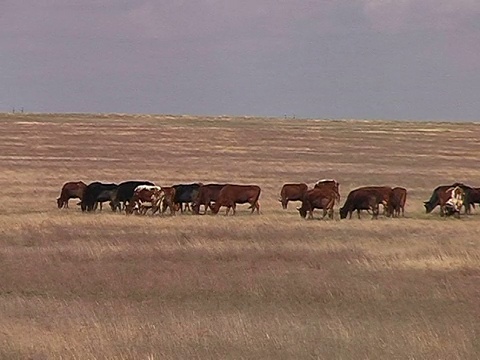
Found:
[1,1,480,120]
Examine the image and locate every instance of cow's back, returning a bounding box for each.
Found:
[314,179,340,200]
[219,184,261,203]
[304,188,336,208]
[116,181,155,202]
[281,183,308,199]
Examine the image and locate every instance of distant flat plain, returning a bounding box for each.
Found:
[0,113,479,359]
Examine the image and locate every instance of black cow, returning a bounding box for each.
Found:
[172,183,202,213]
[111,180,155,211]
[81,182,118,212]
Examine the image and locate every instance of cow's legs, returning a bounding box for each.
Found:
[357,209,361,219]
[328,208,334,219]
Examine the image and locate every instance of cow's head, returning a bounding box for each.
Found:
[56,198,63,208]
[424,201,435,213]
[339,207,348,219]
[210,202,220,215]
[296,205,307,218]
[125,202,135,215]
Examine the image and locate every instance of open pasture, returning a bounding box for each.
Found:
[1,113,480,359]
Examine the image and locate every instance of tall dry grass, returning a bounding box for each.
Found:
[0,113,479,359]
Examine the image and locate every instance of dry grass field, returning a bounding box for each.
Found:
[1,113,480,359]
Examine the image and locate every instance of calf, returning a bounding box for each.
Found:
[57,181,87,208]
[211,184,261,215]
[279,183,308,209]
[297,188,336,219]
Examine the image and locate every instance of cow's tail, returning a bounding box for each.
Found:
[249,187,261,213]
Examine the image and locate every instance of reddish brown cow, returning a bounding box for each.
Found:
[160,187,177,215]
[314,179,340,201]
[57,181,87,208]
[297,188,337,219]
[388,187,407,217]
[279,183,308,209]
[192,184,226,214]
[211,184,261,215]
[340,186,393,219]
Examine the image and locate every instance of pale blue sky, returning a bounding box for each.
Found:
[1,1,479,120]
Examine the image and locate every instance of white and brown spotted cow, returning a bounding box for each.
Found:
[444,186,465,218]
[126,185,164,215]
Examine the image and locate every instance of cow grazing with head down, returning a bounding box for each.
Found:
[192,183,226,214]
[211,184,261,215]
[126,185,164,215]
[81,182,118,212]
[297,188,336,219]
[314,179,340,202]
[387,187,407,217]
[57,181,87,208]
[424,183,473,216]
[340,186,392,220]
[279,183,308,209]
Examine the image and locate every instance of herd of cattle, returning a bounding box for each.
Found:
[56,179,480,219]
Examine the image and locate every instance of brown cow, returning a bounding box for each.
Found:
[340,186,392,219]
[57,181,87,208]
[314,179,340,201]
[126,185,164,215]
[387,187,407,217]
[297,188,337,219]
[160,187,177,215]
[279,183,308,210]
[192,184,226,214]
[211,184,261,215]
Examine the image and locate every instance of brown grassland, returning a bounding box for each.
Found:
[0,113,480,359]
